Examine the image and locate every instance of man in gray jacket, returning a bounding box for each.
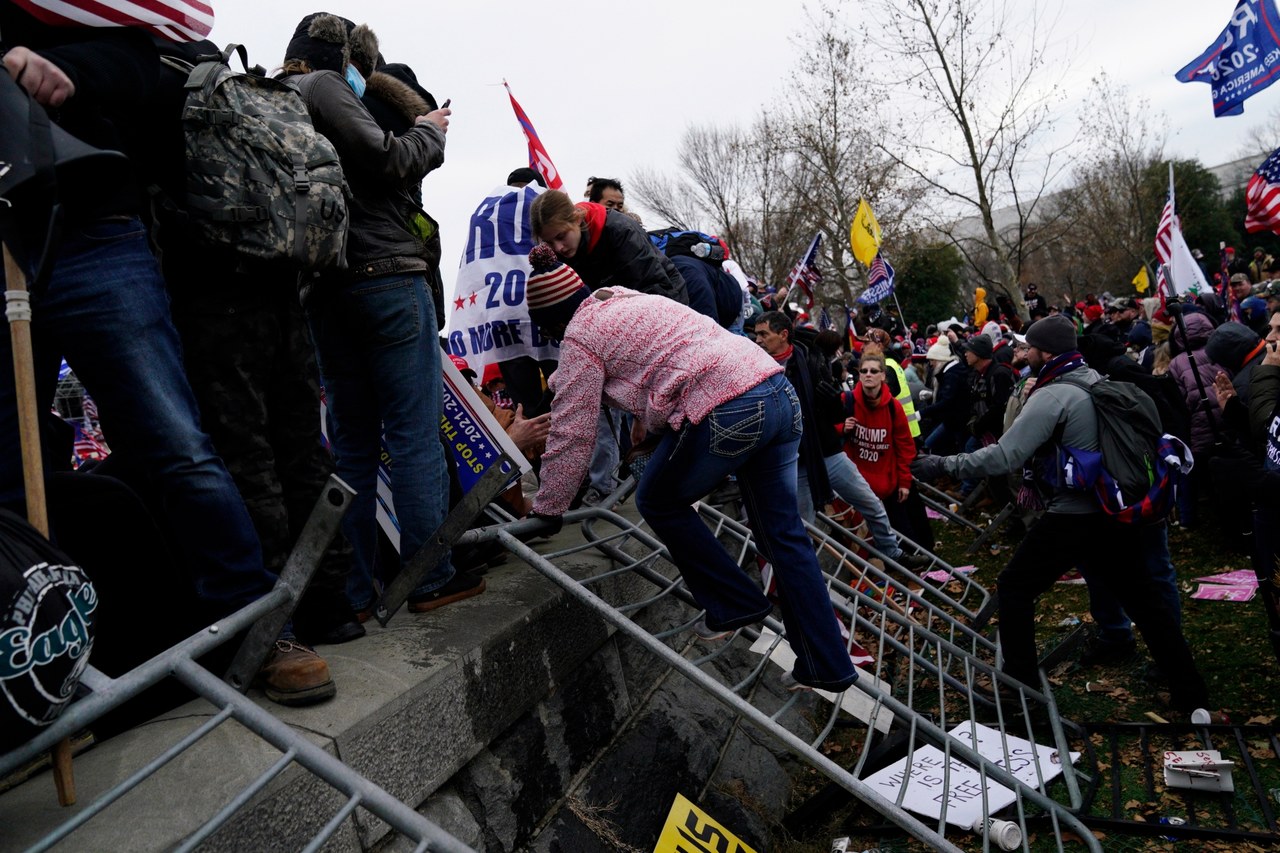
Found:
[912,316,1210,712]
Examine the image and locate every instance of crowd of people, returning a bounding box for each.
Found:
[2,3,1276,719]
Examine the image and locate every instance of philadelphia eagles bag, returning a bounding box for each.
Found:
[0,510,97,751]
[180,44,349,270]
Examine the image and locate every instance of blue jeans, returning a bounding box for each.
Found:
[305,272,451,611]
[0,218,272,615]
[796,454,903,558]
[635,374,857,691]
[1082,521,1181,643]
[924,422,962,455]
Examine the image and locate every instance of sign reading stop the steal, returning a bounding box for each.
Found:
[653,793,757,853]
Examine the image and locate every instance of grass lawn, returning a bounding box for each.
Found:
[776,507,1280,853]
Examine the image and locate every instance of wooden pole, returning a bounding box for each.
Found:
[3,244,75,806]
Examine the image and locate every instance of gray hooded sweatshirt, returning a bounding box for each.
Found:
[940,366,1102,514]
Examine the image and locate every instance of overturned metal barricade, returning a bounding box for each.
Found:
[458,499,1100,853]
[0,476,475,853]
[1081,720,1280,844]
[916,481,1019,557]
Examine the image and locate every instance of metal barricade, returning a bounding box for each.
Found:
[454,496,1101,853]
[0,476,475,853]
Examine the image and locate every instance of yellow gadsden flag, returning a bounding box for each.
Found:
[1133,266,1150,293]
[850,198,882,266]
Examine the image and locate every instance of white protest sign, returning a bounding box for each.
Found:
[748,627,892,734]
[861,722,1079,828]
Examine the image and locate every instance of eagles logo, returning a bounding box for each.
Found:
[0,561,97,749]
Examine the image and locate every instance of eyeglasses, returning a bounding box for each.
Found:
[859,368,883,375]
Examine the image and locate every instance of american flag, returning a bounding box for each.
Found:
[844,304,858,350]
[856,251,896,304]
[13,0,214,42]
[787,232,822,309]
[1246,146,1280,235]
[1154,190,1176,295]
[504,81,564,191]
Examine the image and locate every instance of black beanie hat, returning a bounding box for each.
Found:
[1024,315,1078,355]
[285,13,351,74]
[963,334,994,360]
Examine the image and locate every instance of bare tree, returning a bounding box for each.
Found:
[1236,103,1280,162]
[629,120,809,285]
[1036,73,1168,298]
[783,5,924,307]
[862,0,1075,315]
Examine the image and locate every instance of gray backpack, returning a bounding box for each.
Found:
[180,45,349,270]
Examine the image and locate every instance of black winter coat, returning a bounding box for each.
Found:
[567,211,689,305]
[921,361,971,432]
[291,71,445,280]
[0,6,159,234]
[782,340,843,506]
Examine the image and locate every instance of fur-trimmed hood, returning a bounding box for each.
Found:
[367,71,430,120]
[363,63,436,134]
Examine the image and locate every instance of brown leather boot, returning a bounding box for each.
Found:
[256,639,336,706]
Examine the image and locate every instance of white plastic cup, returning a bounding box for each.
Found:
[971,817,1023,851]
[1190,708,1212,725]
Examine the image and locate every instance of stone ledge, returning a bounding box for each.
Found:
[0,517,653,853]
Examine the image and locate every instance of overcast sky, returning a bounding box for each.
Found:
[210,0,1275,286]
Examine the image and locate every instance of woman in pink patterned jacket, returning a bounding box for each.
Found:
[524,245,857,692]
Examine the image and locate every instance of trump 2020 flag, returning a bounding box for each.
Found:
[13,0,213,42]
[504,81,563,190]
[1175,1,1280,117]
[857,252,896,304]
[447,185,561,378]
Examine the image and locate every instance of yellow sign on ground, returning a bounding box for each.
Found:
[653,793,759,853]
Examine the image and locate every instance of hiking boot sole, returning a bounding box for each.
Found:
[408,577,487,613]
[263,678,336,707]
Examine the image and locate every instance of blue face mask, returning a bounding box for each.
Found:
[345,65,366,98]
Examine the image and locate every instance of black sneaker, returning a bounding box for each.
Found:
[408,572,486,613]
[1079,635,1137,667]
[894,551,932,571]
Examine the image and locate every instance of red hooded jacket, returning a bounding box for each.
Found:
[839,382,916,498]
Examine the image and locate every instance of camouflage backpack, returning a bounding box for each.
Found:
[180,44,349,270]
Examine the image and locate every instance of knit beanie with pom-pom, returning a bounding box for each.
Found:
[526,243,591,333]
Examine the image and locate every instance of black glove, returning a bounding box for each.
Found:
[528,511,563,536]
[816,379,840,402]
[911,455,948,483]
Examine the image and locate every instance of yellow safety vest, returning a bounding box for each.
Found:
[885,359,921,438]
